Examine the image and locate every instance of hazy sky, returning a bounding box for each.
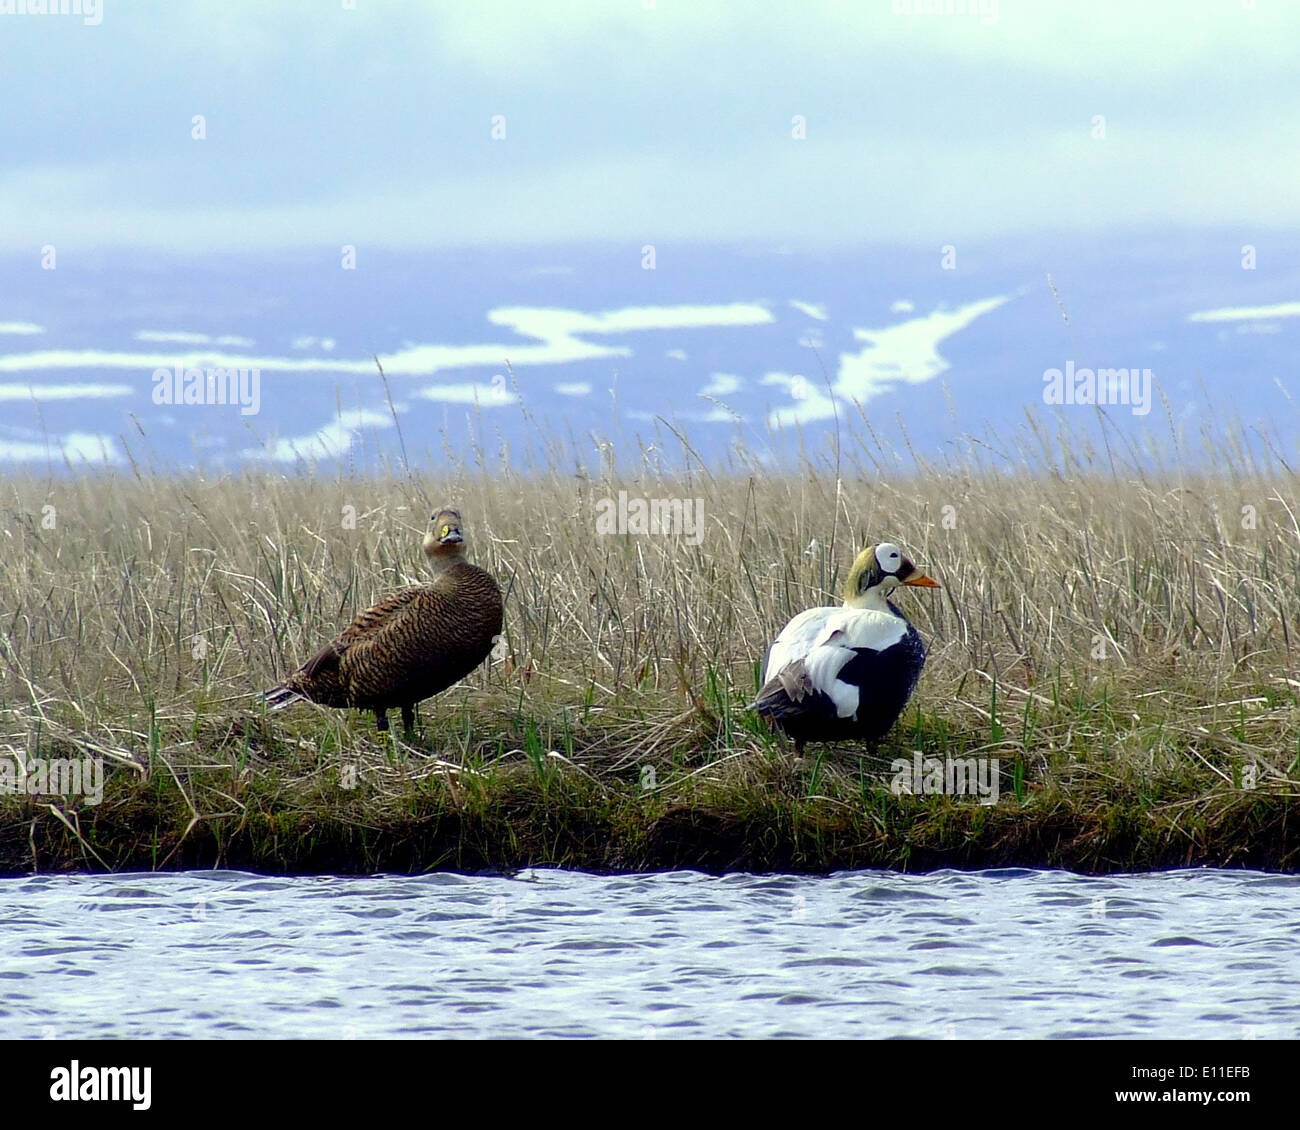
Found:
[2,0,1297,251]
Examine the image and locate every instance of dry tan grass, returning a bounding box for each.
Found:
[1,417,1298,871]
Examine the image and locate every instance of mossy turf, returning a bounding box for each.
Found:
[5,704,1296,875]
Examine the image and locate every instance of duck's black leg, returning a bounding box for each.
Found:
[401,703,416,735]
[375,709,389,732]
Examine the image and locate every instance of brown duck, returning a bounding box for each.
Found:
[263,508,503,734]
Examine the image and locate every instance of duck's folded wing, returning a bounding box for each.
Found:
[334,586,423,647]
[282,588,422,703]
[332,586,450,689]
[339,573,503,695]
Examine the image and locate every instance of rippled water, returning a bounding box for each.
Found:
[1,869,1297,1038]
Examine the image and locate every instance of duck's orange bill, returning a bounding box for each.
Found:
[903,573,941,587]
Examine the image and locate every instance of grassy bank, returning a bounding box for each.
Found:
[3,426,1299,874]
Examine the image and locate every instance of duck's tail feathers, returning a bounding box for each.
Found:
[748,665,810,719]
[262,684,307,711]
[747,684,786,717]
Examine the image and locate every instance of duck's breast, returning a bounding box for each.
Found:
[833,619,926,732]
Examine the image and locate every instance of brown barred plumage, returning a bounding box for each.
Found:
[263,509,503,733]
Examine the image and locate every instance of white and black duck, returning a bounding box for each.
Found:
[751,542,940,752]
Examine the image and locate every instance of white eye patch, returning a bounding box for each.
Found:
[875,543,903,573]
